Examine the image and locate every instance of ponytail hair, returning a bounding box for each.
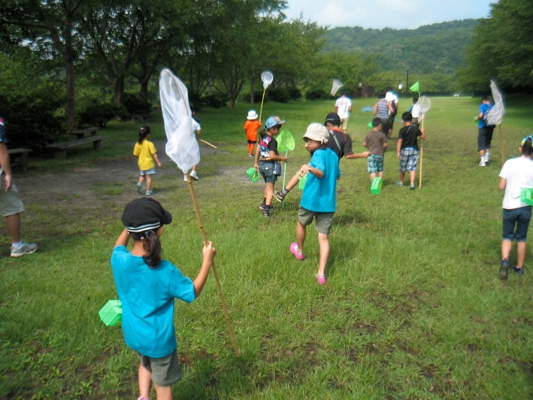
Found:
[129,230,162,268]
[521,135,533,157]
[138,125,151,144]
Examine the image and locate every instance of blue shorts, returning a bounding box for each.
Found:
[367,154,384,173]
[399,147,419,172]
[502,206,532,242]
[259,161,278,183]
[140,168,155,176]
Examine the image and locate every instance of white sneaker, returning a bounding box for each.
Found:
[190,170,199,180]
[11,242,38,258]
[479,160,486,167]
[183,175,188,182]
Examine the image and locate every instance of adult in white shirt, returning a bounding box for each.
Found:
[334,90,352,134]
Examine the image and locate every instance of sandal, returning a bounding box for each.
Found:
[290,242,305,260]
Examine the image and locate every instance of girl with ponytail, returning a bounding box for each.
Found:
[111,198,216,399]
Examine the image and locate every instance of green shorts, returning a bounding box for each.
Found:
[140,350,182,387]
[298,207,334,235]
[0,183,25,217]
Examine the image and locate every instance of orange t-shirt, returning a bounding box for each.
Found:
[244,120,261,142]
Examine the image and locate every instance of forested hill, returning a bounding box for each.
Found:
[323,19,479,75]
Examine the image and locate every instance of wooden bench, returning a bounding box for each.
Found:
[68,126,99,138]
[8,148,32,173]
[46,135,107,159]
[131,114,150,122]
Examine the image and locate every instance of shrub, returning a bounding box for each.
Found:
[305,88,328,100]
[268,87,290,103]
[201,93,228,108]
[288,87,302,101]
[79,102,117,128]
[123,93,152,116]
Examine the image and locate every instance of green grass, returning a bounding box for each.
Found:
[2,96,533,399]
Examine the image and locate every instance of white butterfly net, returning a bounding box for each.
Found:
[486,80,505,126]
[159,68,200,174]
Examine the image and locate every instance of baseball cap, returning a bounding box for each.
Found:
[122,198,172,233]
[324,112,341,126]
[247,110,258,120]
[264,116,286,130]
[303,123,329,144]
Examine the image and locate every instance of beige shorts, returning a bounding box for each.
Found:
[340,118,349,132]
[0,183,25,217]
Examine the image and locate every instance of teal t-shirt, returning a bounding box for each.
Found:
[111,246,195,358]
[300,148,340,213]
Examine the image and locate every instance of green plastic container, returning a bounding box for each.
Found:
[99,300,122,327]
[370,177,382,195]
[298,174,307,190]
[521,188,533,206]
[246,167,259,182]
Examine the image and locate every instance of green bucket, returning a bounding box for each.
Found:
[246,167,259,182]
[298,174,307,190]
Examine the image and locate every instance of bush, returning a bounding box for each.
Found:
[268,87,290,103]
[0,88,65,152]
[201,93,228,109]
[79,102,117,128]
[305,88,328,100]
[288,87,302,101]
[123,93,152,116]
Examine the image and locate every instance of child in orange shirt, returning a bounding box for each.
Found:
[244,110,261,157]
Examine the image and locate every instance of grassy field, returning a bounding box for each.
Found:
[1,96,533,399]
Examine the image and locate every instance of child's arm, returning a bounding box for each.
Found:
[114,228,130,248]
[269,151,288,162]
[362,141,368,148]
[254,142,261,170]
[152,152,163,168]
[419,129,426,140]
[345,151,370,159]
[300,164,324,179]
[397,139,403,160]
[383,142,388,150]
[193,241,217,298]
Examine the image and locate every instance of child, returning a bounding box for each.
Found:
[289,123,340,285]
[396,111,425,190]
[134,125,162,196]
[243,109,261,157]
[111,198,216,400]
[498,135,533,279]
[363,118,388,182]
[254,116,288,217]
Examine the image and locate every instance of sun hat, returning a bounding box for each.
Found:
[247,110,258,120]
[264,116,286,130]
[122,198,172,233]
[303,123,329,144]
[324,112,341,126]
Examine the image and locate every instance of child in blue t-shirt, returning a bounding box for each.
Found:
[111,198,216,400]
[289,123,340,285]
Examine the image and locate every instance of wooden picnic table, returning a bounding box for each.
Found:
[8,148,32,173]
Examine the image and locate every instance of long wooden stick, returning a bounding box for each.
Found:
[499,124,504,165]
[184,173,240,357]
[199,139,217,149]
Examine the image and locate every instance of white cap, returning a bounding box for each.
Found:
[303,123,329,144]
[247,110,258,120]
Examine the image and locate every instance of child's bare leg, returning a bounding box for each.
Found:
[146,174,153,192]
[296,220,306,253]
[409,170,416,186]
[138,364,152,399]
[399,171,405,182]
[378,171,383,179]
[517,241,526,268]
[501,239,512,261]
[154,385,172,400]
[138,175,145,186]
[265,182,274,205]
[317,232,329,277]
[369,172,376,181]
[285,172,301,191]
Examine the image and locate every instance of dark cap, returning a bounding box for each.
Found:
[122,198,172,233]
[324,112,341,126]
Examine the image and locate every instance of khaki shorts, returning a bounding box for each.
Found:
[340,118,349,132]
[140,350,182,387]
[0,183,25,217]
[298,207,334,235]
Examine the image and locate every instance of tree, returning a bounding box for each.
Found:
[460,0,533,92]
[0,0,87,130]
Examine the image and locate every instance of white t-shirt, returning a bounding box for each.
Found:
[411,103,421,119]
[499,156,533,209]
[335,96,352,119]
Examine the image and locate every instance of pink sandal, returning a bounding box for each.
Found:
[315,274,327,285]
[290,242,305,260]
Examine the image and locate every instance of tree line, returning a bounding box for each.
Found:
[0,0,529,149]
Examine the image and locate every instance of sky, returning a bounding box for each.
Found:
[283,0,494,29]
